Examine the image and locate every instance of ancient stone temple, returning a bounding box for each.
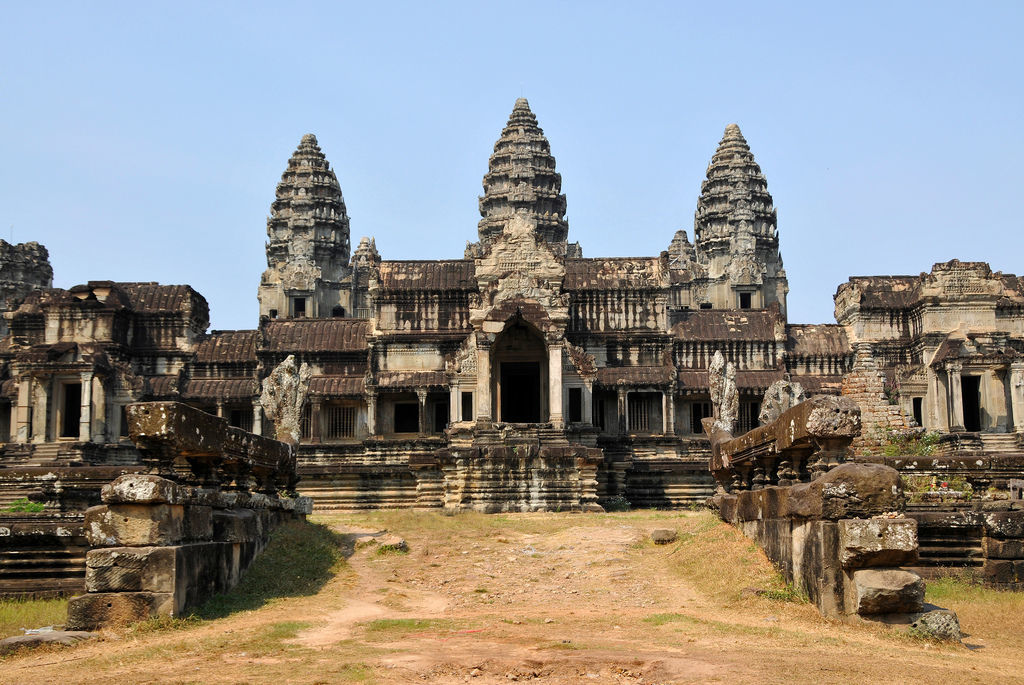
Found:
[1,98,1022,516]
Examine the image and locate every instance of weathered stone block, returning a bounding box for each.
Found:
[982,537,1024,559]
[84,503,184,547]
[650,528,677,544]
[982,511,1024,539]
[849,568,924,615]
[100,474,183,505]
[788,464,903,520]
[838,518,918,569]
[183,505,213,541]
[981,559,1016,584]
[212,509,260,543]
[85,547,178,593]
[66,591,175,630]
[910,609,962,642]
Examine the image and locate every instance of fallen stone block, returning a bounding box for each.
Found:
[0,631,96,655]
[910,609,962,642]
[850,568,924,615]
[650,529,677,545]
[838,518,918,569]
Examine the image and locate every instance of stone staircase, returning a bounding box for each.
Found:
[979,432,1020,455]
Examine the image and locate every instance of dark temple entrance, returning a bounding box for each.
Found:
[962,375,981,432]
[492,317,547,423]
[500,362,541,423]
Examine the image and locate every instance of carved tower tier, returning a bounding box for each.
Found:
[693,124,787,315]
[258,134,352,320]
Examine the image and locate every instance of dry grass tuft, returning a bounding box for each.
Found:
[0,597,68,639]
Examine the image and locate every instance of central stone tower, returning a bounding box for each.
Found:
[468,98,580,258]
[258,134,352,320]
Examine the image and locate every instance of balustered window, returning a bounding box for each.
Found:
[325,405,356,439]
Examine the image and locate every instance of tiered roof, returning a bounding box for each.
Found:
[266,134,351,269]
[694,124,778,250]
[477,98,568,247]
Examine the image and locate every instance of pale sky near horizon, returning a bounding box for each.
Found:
[2,2,1021,331]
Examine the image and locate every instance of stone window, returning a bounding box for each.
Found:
[568,387,583,423]
[690,401,712,434]
[229,408,253,433]
[699,302,712,310]
[393,403,418,433]
[269,309,278,319]
[300,405,312,440]
[912,397,923,427]
[292,297,307,318]
[738,292,752,309]
[461,391,473,422]
[628,392,660,433]
[433,401,449,433]
[325,405,356,439]
[331,305,345,318]
[737,400,761,435]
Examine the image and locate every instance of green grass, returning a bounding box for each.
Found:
[0,597,69,639]
[362,618,455,637]
[3,498,45,513]
[643,612,696,626]
[195,519,348,620]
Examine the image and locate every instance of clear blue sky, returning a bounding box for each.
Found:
[2,2,1021,330]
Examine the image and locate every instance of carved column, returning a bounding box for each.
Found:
[366,391,378,436]
[548,342,563,428]
[926,367,942,430]
[663,389,676,436]
[417,388,428,436]
[252,402,262,436]
[583,381,594,427]
[79,371,93,442]
[947,361,965,432]
[91,375,106,443]
[31,378,48,443]
[310,399,322,443]
[1010,361,1024,433]
[617,386,628,435]
[15,378,31,443]
[476,340,492,424]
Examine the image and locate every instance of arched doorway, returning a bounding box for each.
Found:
[492,318,547,423]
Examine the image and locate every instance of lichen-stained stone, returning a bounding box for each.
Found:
[850,568,924,615]
[788,463,903,520]
[838,518,918,568]
[85,546,177,593]
[84,503,184,547]
[100,474,183,505]
[910,609,962,642]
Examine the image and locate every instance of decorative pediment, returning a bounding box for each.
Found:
[280,259,321,291]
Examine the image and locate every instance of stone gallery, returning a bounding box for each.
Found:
[1,98,1023,516]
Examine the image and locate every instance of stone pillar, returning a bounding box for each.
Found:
[79,372,93,442]
[548,342,563,428]
[450,386,459,423]
[215,401,224,418]
[617,386,628,435]
[31,379,48,443]
[1010,362,1024,434]
[947,362,965,432]
[416,388,428,436]
[310,399,322,443]
[252,402,262,436]
[984,369,1009,432]
[582,381,593,426]
[15,378,31,443]
[366,391,378,436]
[926,367,942,430]
[91,375,106,443]
[663,389,676,436]
[476,341,492,424]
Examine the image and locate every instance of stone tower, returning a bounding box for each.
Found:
[470,98,579,257]
[693,124,787,315]
[0,240,53,337]
[258,134,352,319]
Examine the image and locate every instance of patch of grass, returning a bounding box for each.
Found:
[0,597,68,639]
[362,617,454,637]
[264,620,311,640]
[473,587,489,594]
[375,543,408,556]
[195,519,348,620]
[643,612,696,626]
[3,498,45,513]
[540,640,581,650]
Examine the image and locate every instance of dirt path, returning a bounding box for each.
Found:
[2,510,1022,684]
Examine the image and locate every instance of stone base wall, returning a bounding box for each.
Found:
[714,464,930,620]
[66,474,312,630]
[842,364,914,455]
[0,514,86,598]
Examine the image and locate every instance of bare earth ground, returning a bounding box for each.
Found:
[2,509,1023,684]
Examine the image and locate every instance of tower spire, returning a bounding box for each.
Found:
[476,98,568,250]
